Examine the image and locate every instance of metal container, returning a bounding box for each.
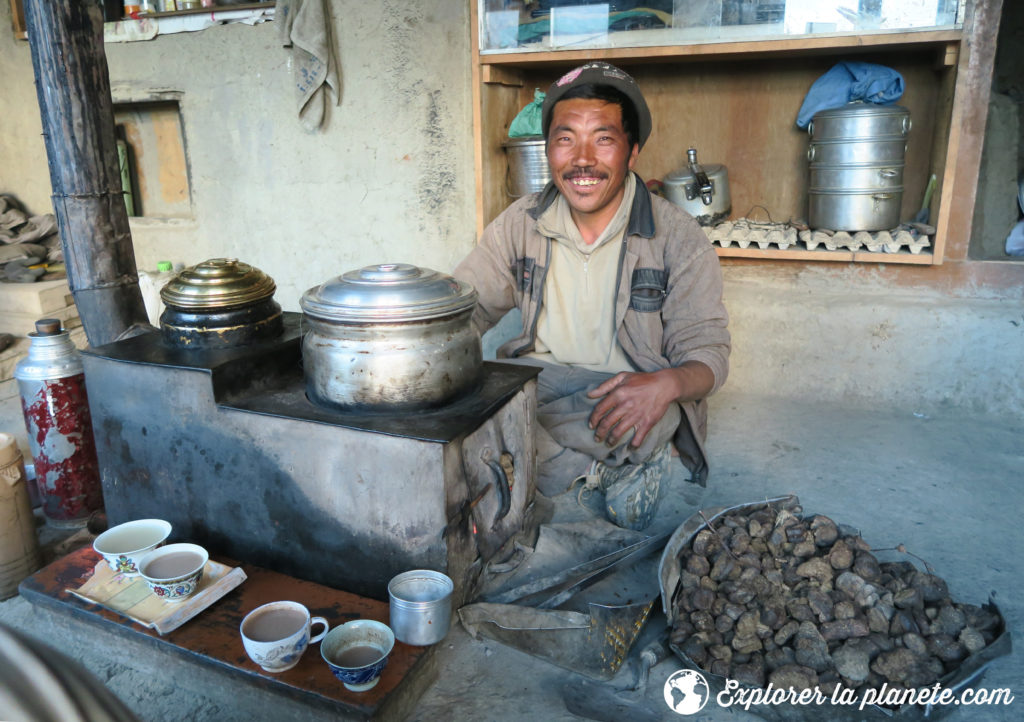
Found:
[807,104,911,232]
[300,263,482,412]
[160,258,283,349]
[502,136,550,198]
[663,148,731,225]
[14,319,104,527]
[806,139,907,166]
[388,569,454,646]
[807,190,903,233]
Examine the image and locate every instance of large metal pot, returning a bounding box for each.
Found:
[300,263,482,412]
[807,104,911,232]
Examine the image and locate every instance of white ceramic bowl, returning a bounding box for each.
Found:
[138,542,209,603]
[92,519,173,576]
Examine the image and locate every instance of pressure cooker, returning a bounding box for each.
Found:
[663,148,732,225]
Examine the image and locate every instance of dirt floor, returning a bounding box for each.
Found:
[1,389,1021,721]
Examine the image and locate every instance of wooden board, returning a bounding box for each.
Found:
[0,279,74,315]
[0,306,80,336]
[20,546,439,721]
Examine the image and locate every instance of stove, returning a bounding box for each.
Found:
[80,313,539,602]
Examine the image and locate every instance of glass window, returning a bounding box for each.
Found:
[479,0,964,54]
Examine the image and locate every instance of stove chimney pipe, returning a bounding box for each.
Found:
[23,0,150,347]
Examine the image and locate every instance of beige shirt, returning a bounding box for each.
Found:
[528,173,636,374]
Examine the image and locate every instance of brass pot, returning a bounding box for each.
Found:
[159,258,283,349]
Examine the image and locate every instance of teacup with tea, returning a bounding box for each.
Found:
[240,601,329,673]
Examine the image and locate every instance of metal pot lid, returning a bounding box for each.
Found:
[159,258,277,310]
[502,135,545,148]
[812,104,910,119]
[300,263,477,322]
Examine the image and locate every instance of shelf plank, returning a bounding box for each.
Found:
[715,245,935,264]
[480,29,963,68]
[139,2,274,20]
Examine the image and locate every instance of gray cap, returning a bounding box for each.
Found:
[541,62,652,149]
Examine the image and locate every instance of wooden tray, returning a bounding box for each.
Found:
[66,559,246,635]
[20,546,438,720]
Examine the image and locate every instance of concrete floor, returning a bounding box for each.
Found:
[0,389,1021,721]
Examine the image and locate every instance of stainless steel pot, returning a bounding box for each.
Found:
[662,148,731,225]
[300,263,482,411]
[807,104,911,231]
[503,136,551,198]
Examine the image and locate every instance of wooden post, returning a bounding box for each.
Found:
[22,0,150,347]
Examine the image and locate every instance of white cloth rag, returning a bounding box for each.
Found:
[278,0,340,132]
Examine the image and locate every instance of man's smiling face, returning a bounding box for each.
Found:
[546,98,639,234]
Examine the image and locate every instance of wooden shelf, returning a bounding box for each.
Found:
[479,28,962,68]
[714,246,934,265]
[470,1,972,266]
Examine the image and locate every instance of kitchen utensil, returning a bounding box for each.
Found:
[240,600,329,672]
[503,136,550,198]
[300,263,482,411]
[807,104,911,231]
[321,620,395,692]
[138,542,208,602]
[159,257,283,349]
[388,569,453,646]
[15,319,104,527]
[913,173,937,224]
[662,148,731,225]
[92,518,172,576]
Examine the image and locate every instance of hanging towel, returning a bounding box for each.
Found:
[796,61,905,129]
[278,0,341,132]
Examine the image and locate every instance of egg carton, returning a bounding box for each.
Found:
[704,220,932,255]
[799,229,931,254]
[704,220,799,250]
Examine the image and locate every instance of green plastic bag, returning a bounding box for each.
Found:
[508,89,546,138]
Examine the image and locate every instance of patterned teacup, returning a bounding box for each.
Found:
[240,601,329,673]
[92,519,172,577]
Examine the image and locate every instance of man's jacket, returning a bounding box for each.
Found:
[454,175,731,485]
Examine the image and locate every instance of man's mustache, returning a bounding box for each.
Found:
[563,168,607,180]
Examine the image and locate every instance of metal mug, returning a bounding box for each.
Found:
[388,569,454,646]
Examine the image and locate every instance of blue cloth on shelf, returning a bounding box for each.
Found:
[796,61,905,129]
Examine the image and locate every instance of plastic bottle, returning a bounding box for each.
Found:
[138,260,177,326]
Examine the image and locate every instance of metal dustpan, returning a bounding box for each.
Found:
[459,525,671,680]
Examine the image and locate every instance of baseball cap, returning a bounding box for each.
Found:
[540,62,652,149]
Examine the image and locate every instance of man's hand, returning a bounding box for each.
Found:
[587,362,715,448]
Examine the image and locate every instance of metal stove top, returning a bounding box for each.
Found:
[84,312,540,444]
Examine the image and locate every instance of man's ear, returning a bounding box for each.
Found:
[628,143,639,170]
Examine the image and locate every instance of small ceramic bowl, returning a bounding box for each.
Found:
[321,620,395,692]
[92,519,172,576]
[138,542,209,603]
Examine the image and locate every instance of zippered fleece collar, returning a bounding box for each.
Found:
[527,171,656,239]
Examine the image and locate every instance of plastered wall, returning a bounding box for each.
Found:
[1,1,1022,420]
[0,1,477,308]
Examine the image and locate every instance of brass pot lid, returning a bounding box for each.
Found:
[159,258,277,310]
[300,263,477,322]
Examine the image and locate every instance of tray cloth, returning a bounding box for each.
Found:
[67,559,246,635]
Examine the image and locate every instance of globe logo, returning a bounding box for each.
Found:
[663,669,710,715]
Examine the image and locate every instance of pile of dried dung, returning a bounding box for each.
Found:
[667,499,1002,699]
